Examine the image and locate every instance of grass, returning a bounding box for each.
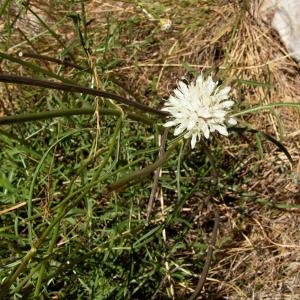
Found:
[1,0,300,299]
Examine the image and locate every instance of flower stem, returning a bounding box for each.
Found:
[34,214,61,297]
[0,107,155,125]
[0,73,168,117]
[105,139,179,193]
[232,102,300,117]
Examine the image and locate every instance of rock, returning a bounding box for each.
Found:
[257,0,300,62]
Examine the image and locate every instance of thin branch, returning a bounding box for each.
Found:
[146,128,169,223]
[188,208,220,300]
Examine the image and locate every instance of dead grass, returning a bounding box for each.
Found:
[1,0,300,298]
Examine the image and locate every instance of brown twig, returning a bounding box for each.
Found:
[146,128,169,223]
[188,207,220,300]
[187,139,220,299]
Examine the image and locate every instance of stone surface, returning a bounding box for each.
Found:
[258,0,300,62]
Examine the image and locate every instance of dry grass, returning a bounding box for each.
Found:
[1,0,300,298]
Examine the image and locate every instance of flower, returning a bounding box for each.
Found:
[160,18,172,31]
[162,74,237,149]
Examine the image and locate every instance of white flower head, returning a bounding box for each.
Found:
[162,74,237,149]
[160,18,172,31]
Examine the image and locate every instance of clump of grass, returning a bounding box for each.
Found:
[1,0,300,299]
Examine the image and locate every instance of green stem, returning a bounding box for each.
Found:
[34,214,61,297]
[0,247,37,298]
[13,264,40,294]
[0,73,167,117]
[0,0,10,18]
[106,140,179,193]
[0,107,155,125]
[0,108,94,125]
[232,102,300,117]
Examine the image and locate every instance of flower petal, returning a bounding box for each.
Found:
[228,117,237,125]
[164,120,178,127]
[162,73,237,148]
[190,134,197,149]
[220,100,234,108]
[174,124,186,136]
[201,123,210,139]
[215,125,228,136]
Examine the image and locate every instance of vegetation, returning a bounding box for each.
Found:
[0,1,299,299]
